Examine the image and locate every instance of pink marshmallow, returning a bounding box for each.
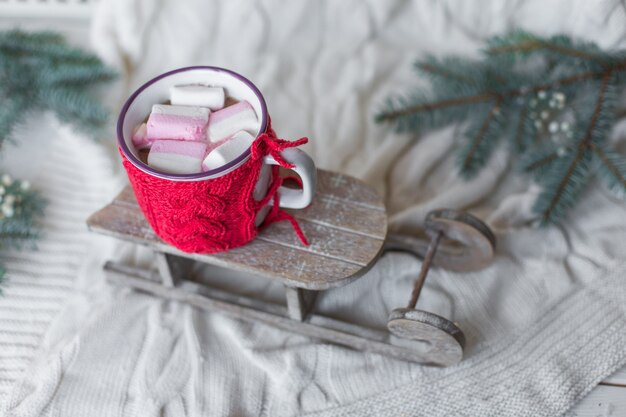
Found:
[207,101,260,143]
[131,123,150,149]
[147,140,209,174]
[147,104,210,141]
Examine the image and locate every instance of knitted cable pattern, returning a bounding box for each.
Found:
[121,122,309,254]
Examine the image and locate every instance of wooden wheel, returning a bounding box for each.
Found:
[387,308,464,366]
[385,209,496,272]
[386,209,495,366]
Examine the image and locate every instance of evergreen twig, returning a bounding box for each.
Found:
[0,30,111,289]
[535,74,612,222]
[0,174,46,289]
[376,31,626,224]
[416,62,477,84]
[377,63,626,123]
[487,39,605,62]
[0,29,116,149]
[524,152,560,173]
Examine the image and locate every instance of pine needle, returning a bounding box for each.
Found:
[458,100,506,178]
[520,143,562,179]
[534,147,593,224]
[593,145,626,199]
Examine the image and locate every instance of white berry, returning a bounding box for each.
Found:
[548,122,559,133]
[2,205,14,218]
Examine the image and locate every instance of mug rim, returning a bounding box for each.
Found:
[117,66,268,181]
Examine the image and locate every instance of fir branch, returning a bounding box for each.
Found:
[592,144,626,199]
[487,35,606,62]
[513,103,529,152]
[536,73,611,223]
[0,229,41,248]
[0,31,63,50]
[459,99,504,177]
[415,56,480,85]
[377,30,626,225]
[0,29,106,290]
[38,87,109,126]
[0,96,27,145]
[0,30,116,148]
[582,73,612,147]
[376,93,494,122]
[417,62,476,84]
[377,63,626,124]
[0,30,101,65]
[415,56,511,91]
[525,152,559,173]
[40,63,117,86]
[0,175,45,252]
[464,108,498,169]
[521,145,561,178]
[533,147,593,224]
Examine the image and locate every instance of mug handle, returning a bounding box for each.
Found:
[264,148,316,209]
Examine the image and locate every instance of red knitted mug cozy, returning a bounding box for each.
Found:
[121,121,310,254]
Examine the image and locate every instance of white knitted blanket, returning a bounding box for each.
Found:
[2,1,626,416]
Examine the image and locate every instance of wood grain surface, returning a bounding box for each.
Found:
[87,169,387,290]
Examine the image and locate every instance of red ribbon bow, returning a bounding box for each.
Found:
[251,133,309,169]
[251,131,310,246]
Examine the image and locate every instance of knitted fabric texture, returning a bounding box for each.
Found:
[121,123,309,254]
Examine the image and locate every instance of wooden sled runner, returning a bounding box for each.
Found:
[87,169,495,367]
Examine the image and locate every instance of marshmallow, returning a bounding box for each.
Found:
[170,85,225,110]
[148,140,208,174]
[207,101,259,143]
[131,123,150,149]
[202,131,255,171]
[147,104,210,141]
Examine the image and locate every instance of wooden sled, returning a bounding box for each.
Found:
[87,169,495,367]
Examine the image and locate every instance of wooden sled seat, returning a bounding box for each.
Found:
[87,169,387,291]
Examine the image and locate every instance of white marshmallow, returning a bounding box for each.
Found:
[150,104,210,118]
[148,140,209,174]
[202,131,255,171]
[207,101,259,143]
[170,85,225,110]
